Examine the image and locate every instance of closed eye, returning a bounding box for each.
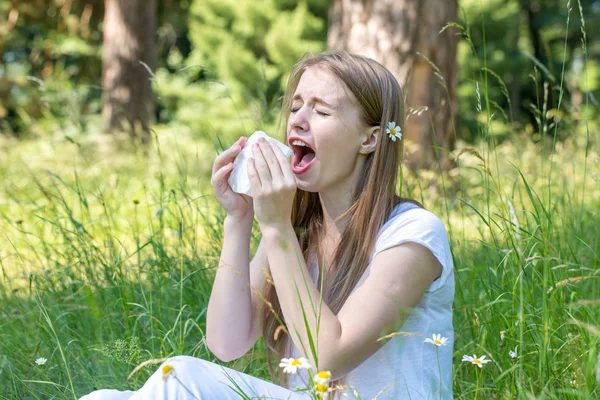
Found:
[290,106,330,116]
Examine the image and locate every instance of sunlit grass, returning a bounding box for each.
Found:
[0,118,598,398]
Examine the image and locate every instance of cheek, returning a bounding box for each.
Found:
[318,136,357,170]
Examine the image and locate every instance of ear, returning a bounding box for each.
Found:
[359,126,379,155]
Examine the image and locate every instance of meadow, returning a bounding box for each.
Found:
[0,110,598,399]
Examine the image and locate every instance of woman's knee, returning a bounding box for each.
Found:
[158,355,214,380]
[79,389,135,400]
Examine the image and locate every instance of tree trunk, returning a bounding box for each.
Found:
[102,0,156,143]
[328,0,458,171]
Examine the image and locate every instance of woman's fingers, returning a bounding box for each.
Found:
[258,139,283,176]
[251,142,273,189]
[247,157,262,193]
[211,137,246,175]
[210,162,234,192]
[270,142,295,183]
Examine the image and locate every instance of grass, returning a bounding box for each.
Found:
[0,120,598,399]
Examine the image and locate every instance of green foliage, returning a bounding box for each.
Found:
[0,0,190,137]
[0,1,105,136]
[457,0,600,142]
[2,0,598,147]
[155,0,328,143]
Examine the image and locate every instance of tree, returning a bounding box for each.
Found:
[101,0,156,142]
[328,0,459,170]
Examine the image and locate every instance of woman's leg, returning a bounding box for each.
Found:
[80,356,309,400]
[130,356,309,400]
[79,389,135,400]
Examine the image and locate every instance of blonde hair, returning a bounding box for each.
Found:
[260,51,423,396]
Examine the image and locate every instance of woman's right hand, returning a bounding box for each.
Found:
[211,136,253,220]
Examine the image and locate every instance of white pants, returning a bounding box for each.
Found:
[80,356,310,400]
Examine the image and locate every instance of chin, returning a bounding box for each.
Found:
[295,181,318,193]
[294,177,320,193]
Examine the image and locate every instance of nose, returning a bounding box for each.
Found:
[288,106,309,133]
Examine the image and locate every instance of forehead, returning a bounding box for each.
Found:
[293,67,351,106]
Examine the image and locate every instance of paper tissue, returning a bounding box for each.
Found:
[228,131,293,197]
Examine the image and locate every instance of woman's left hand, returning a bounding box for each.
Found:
[248,137,297,230]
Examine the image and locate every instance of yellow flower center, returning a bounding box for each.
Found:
[390,128,397,135]
[315,383,328,393]
[434,339,442,345]
[473,359,481,364]
[317,371,331,379]
[291,359,301,366]
[162,364,174,376]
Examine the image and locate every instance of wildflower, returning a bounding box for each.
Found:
[313,382,330,399]
[500,330,506,343]
[509,345,518,360]
[424,334,448,347]
[386,121,402,142]
[314,370,332,385]
[35,357,47,366]
[462,354,492,368]
[162,364,175,381]
[279,357,311,374]
[570,379,578,388]
[133,199,140,205]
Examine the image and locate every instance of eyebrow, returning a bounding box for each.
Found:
[292,94,334,108]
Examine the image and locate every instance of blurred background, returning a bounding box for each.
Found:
[1,0,598,167]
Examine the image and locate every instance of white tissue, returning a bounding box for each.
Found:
[228,130,293,197]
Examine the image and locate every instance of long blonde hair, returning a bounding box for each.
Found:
[260,51,423,395]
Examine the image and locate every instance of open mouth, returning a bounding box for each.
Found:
[291,141,316,170]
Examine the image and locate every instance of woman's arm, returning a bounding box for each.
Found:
[206,215,268,361]
[262,225,441,380]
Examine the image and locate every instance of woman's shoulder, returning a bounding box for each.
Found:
[377,200,450,253]
[373,200,454,288]
[384,199,445,230]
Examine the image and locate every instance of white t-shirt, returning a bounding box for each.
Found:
[287,202,455,399]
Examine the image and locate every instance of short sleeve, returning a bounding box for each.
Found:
[370,205,454,292]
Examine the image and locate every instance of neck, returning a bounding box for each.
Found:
[317,156,367,244]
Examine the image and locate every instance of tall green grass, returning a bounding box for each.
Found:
[1,3,599,400]
[1,118,597,399]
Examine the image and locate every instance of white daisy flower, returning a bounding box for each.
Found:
[313,382,330,399]
[509,345,518,360]
[162,364,175,381]
[462,354,492,368]
[314,370,332,385]
[570,379,578,388]
[35,357,47,366]
[386,121,402,142]
[279,357,311,374]
[424,334,448,347]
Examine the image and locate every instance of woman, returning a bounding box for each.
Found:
[81,51,454,400]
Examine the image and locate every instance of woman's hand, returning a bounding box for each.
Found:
[211,136,253,220]
[248,137,296,230]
